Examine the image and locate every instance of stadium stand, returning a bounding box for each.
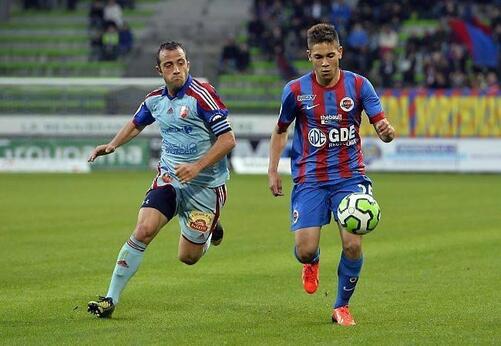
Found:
[217,0,500,113]
[0,0,249,115]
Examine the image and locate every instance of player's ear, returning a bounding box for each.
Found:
[338,45,343,59]
[186,60,190,71]
[307,49,312,62]
[155,65,162,76]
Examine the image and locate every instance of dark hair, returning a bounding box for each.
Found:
[156,41,186,66]
[306,23,340,48]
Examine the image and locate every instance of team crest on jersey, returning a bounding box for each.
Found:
[297,94,316,102]
[179,105,189,118]
[340,97,354,112]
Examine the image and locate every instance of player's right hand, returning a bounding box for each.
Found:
[88,144,116,162]
[268,171,283,197]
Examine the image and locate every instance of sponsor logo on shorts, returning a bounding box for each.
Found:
[340,97,354,112]
[188,211,214,233]
[293,209,299,224]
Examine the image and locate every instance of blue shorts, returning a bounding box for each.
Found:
[290,177,373,231]
[142,183,227,244]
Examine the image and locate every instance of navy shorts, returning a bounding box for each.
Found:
[141,183,227,244]
[290,178,373,231]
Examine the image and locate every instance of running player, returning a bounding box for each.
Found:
[87,41,235,318]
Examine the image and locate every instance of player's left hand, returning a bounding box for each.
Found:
[175,163,202,183]
[375,119,395,143]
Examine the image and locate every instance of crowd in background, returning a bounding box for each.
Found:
[233,0,500,89]
[88,0,134,61]
[20,0,135,62]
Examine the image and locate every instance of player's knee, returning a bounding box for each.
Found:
[295,246,319,264]
[343,242,362,259]
[134,223,156,244]
[178,254,200,265]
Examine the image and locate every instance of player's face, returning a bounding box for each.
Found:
[308,41,343,85]
[156,47,190,92]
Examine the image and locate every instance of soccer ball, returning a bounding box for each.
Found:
[337,193,381,235]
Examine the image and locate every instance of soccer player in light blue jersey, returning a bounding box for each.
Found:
[87,41,236,318]
[268,24,395,326]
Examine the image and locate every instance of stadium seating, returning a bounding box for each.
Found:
[0,0,162,115]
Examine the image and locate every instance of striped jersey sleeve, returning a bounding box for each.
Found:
[277,81,297,133]
[188,80,232,136]
[132,88,162,127]
[360,77,385,124]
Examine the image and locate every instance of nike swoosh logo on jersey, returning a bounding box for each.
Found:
[304,104,319,110]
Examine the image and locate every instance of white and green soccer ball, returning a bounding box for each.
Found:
[337,193,381,235]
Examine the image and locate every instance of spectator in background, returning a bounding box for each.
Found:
[379,51,396,87]
[236,42,251,72]
[310,0,327,21]
[346,22,370,73]
[424,51,450,88]
[219,37,240,73]
[486,72,499,92]
[89,0,105,29]
[247,13,265,48]
[101,24,119,60]
[89,27,104,61]
[119,21,134,55]
[330,0,351,36]
[378,25,398,56]
[103,0,123,28]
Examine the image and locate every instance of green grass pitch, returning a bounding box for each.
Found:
[0,172,500,344]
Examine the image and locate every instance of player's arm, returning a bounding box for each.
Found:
[360,77,395,143]
[373,118,395,143]
[268,126,288,197]
[88,121,145,162]
[175,84,235,183]
[175,130,236,183]
[268,84,296,197]
[88,101,153,162]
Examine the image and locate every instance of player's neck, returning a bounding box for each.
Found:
[167,86,181,98]
[315,69,341,88]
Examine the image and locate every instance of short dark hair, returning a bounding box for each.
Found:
[306,23,340,48]
[156,41,186,66]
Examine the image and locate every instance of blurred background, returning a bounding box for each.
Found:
[0,0,499,173]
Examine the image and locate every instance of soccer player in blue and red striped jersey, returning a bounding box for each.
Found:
[268,23,395,326]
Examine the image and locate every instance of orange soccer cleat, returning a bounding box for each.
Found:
[302,261,319,294]
[332,305,356,326]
